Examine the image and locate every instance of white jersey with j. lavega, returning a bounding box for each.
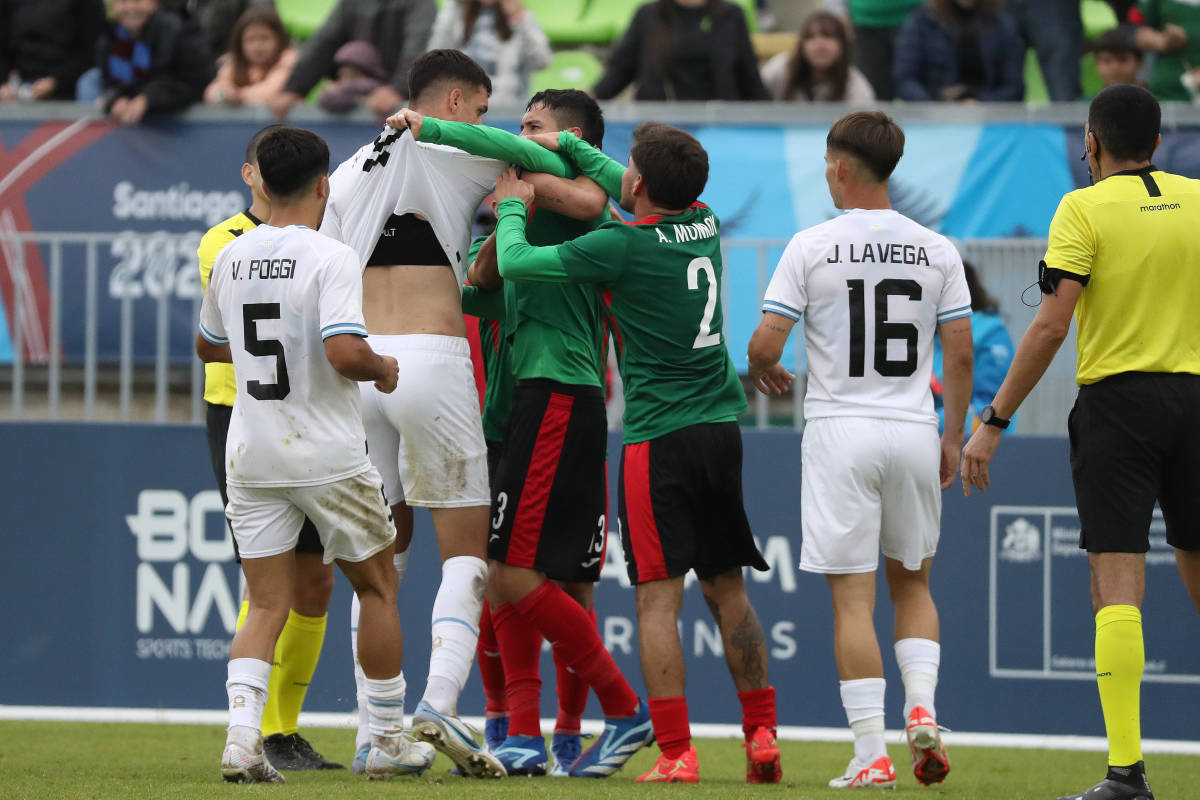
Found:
[763,208,972,425]
[320,126,509,285]
[199,224,372,488]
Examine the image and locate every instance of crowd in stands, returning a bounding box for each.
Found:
[1,0,1198,122]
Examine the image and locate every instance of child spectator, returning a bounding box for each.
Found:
[1130,1,1200,102]
[316,40,387,112]
[0,0,107,102]
[205,7,297,106]
[761,10,875,102]
[427,0,552,106]
[893,0,1024,102]
[81,0,213,124]
[593,0,768,101]
[1093,28,1144,90]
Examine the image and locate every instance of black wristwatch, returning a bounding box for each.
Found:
[980,405,1010,430]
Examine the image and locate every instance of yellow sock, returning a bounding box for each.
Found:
[263,610,328,737]
[235,600,249,632]
[1095,604,1143,767]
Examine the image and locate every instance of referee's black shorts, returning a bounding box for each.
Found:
[1069,371,1200,553]
[205,402,323,561]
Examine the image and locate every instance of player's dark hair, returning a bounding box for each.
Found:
[1093,28,1141,60]
[408,48,492,104]
[629,122,708,209]
[255,126,329,200]
[1088,84,1160,162]
[826,111,904,182]
[962,261,998,314]
[526,89,605,148]
[245,124,287,165]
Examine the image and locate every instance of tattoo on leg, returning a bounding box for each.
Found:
[731,607,767,689]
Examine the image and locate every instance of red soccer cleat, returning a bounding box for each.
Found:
[636,747,700,783]
[905,705,950,785]
[744,726,782,783]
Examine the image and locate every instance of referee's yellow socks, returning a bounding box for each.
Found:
[264,610,327,737]
[1095,604,1143,767]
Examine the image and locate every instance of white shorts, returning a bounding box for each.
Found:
[226,467,396,564]
[359,334,490,508]
[800,417,941,574]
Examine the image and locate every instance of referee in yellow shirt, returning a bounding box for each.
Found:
[198,126,342,771]
[962,85,1200,800]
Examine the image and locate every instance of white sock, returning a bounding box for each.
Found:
[366,672,408,745]
[226,657,271,734]
[894,638,940,719]
[840,678,887,765]
[421,555,486,715]
[351,552,410,750]
[394,549,410,586]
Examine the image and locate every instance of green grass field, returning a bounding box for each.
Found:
[1,721,1196,799]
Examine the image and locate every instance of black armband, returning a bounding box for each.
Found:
[1038,260,1090,295]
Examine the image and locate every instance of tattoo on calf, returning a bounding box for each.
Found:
[731,607,768,689]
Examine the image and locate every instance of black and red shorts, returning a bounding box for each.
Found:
[488,380,608,582]
[618,421,767,584]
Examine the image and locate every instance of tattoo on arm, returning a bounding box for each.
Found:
[764,321,790,333]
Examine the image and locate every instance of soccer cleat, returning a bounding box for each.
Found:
[351,744,370,775]
[828,755,897,789]
[905,705,949,785]
[550,732,582,777]
[363,736,437,779]
[744,726,782,784]
[262,732,344,770]
[568,699,655,778]
[484,716,510,753]
[636,746,700,783]
[493,734,549,776]
[411,701,506,779]
[221,738,286,784]
[1055,763,1154,800]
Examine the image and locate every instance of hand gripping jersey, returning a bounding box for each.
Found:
[763,208,971,425]
[199,224,373,487]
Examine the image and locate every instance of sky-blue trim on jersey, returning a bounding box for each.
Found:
[937,308,973,323]
[762,300,802,321]
[321,323,368,340]
[199,323,228,346]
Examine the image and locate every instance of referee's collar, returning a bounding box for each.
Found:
[1109,164,1158,177]
[244,208,264,226]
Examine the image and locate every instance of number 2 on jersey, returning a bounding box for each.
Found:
[846,279,921,378]
[687,257,721,349]
[243,303,291,400]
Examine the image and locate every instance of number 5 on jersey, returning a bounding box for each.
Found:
[243,302,290,400]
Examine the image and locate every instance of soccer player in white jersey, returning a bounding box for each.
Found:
[747,112,974,790]
[196,126,435,783]
[318,49,606,777]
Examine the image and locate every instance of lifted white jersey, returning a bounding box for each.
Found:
[763,208,972,424]
[320,127,507,285]
[199,224,373,487]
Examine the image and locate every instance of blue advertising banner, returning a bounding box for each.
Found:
[1,422,1197,740]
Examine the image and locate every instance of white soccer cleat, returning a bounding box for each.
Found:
[828,755,897,789]
[221,737,286,784]
[411,701,505,779]
[364,735,436,779]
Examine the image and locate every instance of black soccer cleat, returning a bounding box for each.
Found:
[263,732,345,770]
[1055,762,1154,800]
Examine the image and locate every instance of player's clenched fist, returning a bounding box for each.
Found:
[385,108,423,138]
[374,355,399,394]
[495,167,535,207]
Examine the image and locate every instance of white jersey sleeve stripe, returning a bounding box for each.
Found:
[937,304,971,320]
[199,322,228,346]
[762,300,802,321]
[321,322,368,339]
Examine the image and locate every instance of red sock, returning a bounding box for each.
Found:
[737,686,777,739]
[492,601,544,737]
[476,600,508,717]
[648,696,691,759]
[554,605,594,733]
[516,581,637,719]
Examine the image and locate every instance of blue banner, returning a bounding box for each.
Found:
[1,422,1196,739]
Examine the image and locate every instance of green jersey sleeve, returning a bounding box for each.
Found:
[418,117,571,178]
[495,198,628,284]
[461,284,505,320]
[558,132,626,200]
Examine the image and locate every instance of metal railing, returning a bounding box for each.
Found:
[0,231,1071,432]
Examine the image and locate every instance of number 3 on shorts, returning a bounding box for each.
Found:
[688,257,720,349]
[492,491,508,530]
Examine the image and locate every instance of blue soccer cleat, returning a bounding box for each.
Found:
[484,716,510,753]
[493,734,549,776]
[568,699,655,778]
[550,732,582,777]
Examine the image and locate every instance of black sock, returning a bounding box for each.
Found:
[1106,761,1150,791]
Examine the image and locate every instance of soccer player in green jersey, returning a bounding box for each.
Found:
[491,123,781,784]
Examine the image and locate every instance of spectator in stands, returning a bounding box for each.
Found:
[1093,28,1145,90]
[315,40,387,112]
[0,0,107,102]
[198,0,274,60]
[205,7,297,105]
[824,0,923,101]
[1007,0,1083,101]
[893,0,1024,102]
[79,0,213,124]
[761,10,874,102]
[1130,1,1200,102]
[593,0,768,102]
[427,0,551,106]
[269,0,436,119]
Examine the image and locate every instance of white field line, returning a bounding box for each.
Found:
[2,705,1199,755]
